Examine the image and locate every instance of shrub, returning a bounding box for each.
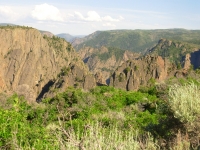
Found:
[124,67,131,75]
[134,66,138,71]
[168,82,200,124]
[52,122,159,150]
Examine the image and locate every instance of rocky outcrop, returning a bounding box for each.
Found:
[109,55,185,91]
[0,26,94,102]
[146,39,200,69]
[78,46,140,84]
[183,53,191,70]
[182,49,200,70]
[42,63,96,99]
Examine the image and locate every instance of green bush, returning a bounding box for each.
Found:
[2,84,196,149]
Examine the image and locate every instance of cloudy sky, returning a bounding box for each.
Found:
[0,0,199,35]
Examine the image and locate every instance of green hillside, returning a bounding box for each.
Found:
[146,39,200,65]
[74,29,200,53]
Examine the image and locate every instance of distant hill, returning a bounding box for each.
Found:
[39,30,54,38]
[72,31,101,46]
[0,23,17,26]
[57,33,85,43]
[73,29,200,53]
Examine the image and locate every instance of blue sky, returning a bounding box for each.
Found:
[0,0,199,35]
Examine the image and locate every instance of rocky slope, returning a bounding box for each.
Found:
[43,63,96,99]
[0,26,95,102]
[109,55,170,90]
[78,46,140,84]
[109,41,200,91]
[146,39,200,66]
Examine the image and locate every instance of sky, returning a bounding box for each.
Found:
[0,0,199,35]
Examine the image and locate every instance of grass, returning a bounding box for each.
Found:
[168,82,200,124]
[53,122,143,150]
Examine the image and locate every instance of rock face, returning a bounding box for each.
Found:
[78,46,140,84]
[109,55,179,90]
[190,50,200,69]
[182,49,200,70]
[43,63,96,99]
[0,26,95,102]
[183,53,191,70]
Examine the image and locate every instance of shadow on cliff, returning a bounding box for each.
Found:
[190,50,200,69]
[36,80,54,102]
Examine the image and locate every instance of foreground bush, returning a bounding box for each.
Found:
[0,84,198,149]
[49,122,159,150]
[168,82,200,148]
[168,82,200,124]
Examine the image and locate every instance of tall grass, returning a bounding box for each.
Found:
[168,82,200,124]
[48,122,159,150]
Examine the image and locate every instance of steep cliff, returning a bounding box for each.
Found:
[0,26,95,102]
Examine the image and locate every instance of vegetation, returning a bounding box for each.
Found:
[75,29,200,53]
[149,39,200,65]
[57,66,70,77]
[0,24,33,29]
[169,82,200,124]
[0,80,200,149]
[43,35,74,55]
[124,67,131,75]
[93,47,126,61]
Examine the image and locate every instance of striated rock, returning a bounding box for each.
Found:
[0,26,92,102]
[0,73,6,92]
[183,53,191,70]
[109,55,180,91]
[15,84,35,103]
[83,74,96,89]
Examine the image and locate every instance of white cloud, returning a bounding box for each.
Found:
[74,12,85,20]
[74,11,123,23]
[103,23,116,28]
[0,6,19,21]
[75,11,101,22]
[102,16,119,22]
[119,15,124,20]
[67,13,74,17]
[31,3,64,21]
[86,11,101,21]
